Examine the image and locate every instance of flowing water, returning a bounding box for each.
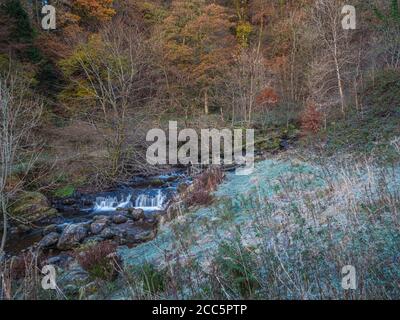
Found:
[5,171,191,255]
[92,189,167,212]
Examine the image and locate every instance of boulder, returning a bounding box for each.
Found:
[112,214,128,224]
[100,227,116,239]
[110,222,156,245]
[39,232,60,248]
[134,229,156,243]
[82,199,92,206]
[10,192,58,224]
[17,224,32,233]
[130,209,145,221]
[145,217,158,226]
[56,224,68,233]
[57,224,88,250]
[90,221,107,235]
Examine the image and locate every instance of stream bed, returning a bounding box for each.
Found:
[5,171,192,255]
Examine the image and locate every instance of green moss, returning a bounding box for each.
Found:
[53,185,75,198]
[10,191,58,223]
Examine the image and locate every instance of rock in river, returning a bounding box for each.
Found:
[39,232,60,248]
[130,209,145,221]
[57,223,88,250]
[112,214,128,224]
[90,221,107,235]
[100,227,116,240]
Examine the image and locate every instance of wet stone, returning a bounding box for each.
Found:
[39,232,60,248]
[90,221,107,235]
[112,214,128,224]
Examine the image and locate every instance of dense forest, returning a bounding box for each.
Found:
[0,0,400,300]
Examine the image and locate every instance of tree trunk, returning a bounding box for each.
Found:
[0,199,7,258]
[333,40,346,115]
[204,89,209,115]
[335,61,345,115]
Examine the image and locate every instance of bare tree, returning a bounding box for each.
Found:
[222,48,270,126]
[72,20,159,182]
[0,73,42,259]
[276,10,313,128]
[309,0,356,115]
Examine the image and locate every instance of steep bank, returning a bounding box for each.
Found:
[98,146,400,299]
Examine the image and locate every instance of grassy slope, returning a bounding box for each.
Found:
[321,69,400,160]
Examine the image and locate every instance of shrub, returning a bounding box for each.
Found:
[214,239,259,298]
[185,168,224,206]
[75,241,119,281]
[131,263,168,295]
[256,87,279,107]
[300,103,322,135]
[8,251,45,280]
[186,189,214,207]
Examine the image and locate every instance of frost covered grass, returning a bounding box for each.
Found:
[103,143,400,300]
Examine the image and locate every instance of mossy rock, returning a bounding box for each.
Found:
[147,179,165,187]
[10,191,59,224]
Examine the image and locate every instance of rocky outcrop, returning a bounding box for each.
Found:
[31,213,158,251]
[57,223,88,250]
[10,192,58,225]
[112,214,128,224]
[39,232,60,248]
[129,209,145,221]
[96,220,157,245]
[57,261,90,295]
[90,221,107,235]
[133,229,156,243]
[100,227,115,239]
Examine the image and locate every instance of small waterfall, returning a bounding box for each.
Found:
[93,194,132,212]
[135,190,166,211]
[92,190,167,212]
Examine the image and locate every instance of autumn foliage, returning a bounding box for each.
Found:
[74,0,116,22]
[300,103,323,135]
[256,87,279,107]
[185,168,225,207]
[75,241,120,280]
